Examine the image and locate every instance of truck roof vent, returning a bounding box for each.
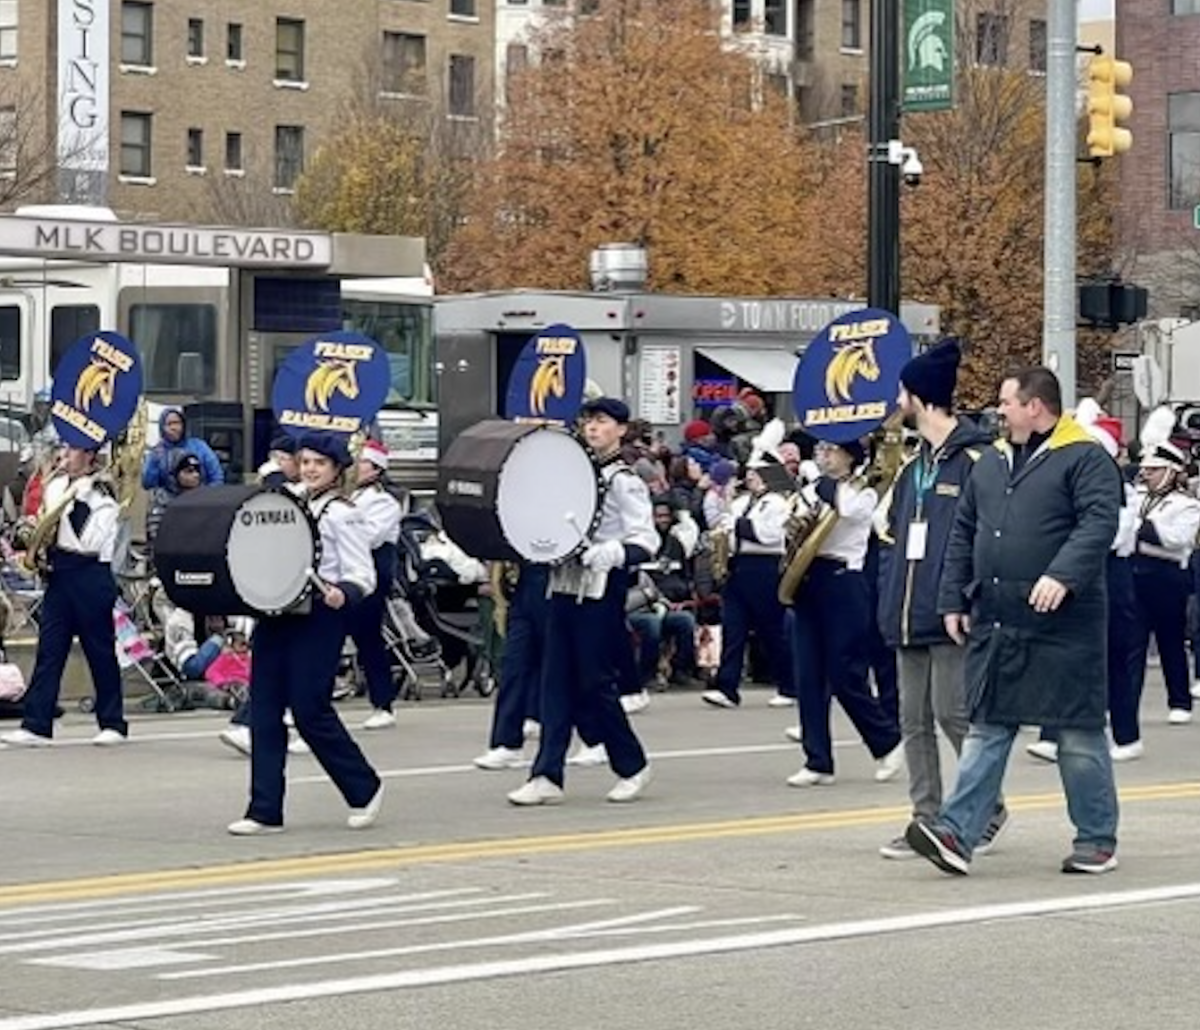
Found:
[589,243,647,292]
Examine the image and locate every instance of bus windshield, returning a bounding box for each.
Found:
[341,298,435,410]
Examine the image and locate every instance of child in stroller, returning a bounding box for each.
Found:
[383,510,496,700]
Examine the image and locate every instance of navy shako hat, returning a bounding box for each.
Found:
[580,396,631,424]
[269,432,298,455]
[297,431,352,469]
[839,439,867,467]
[900,339,962,410]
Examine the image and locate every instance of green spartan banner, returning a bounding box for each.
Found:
[903,0,954,112]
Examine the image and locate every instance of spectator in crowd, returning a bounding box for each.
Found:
[682,419,721,471]
[702,459,738,531]
[141,407,224,491]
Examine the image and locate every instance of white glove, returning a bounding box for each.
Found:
[581,539,626,571]
[798,460,821,484]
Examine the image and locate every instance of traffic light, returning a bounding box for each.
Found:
[1086,55,1133,159]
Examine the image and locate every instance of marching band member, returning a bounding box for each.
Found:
[348,439,404,730]
[788,438,903,786]
[228,431,383,835]
[1128,409,1200,728]
[258,433,300,490]
[507,397,657,806]
[1,445,126,747]
[701,424,792,709]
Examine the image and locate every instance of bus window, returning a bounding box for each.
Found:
[341,299,434,409]
[0,305,19,381]
[50,305,101,374]
[129,303,217,394]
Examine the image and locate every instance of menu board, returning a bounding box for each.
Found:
[638,346,682,424]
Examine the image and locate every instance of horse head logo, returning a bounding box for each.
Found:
[908,10,948,72]
[529,355,566,417]
[74,359,118,411]
[824,341,881,405]
[304,359,360,412]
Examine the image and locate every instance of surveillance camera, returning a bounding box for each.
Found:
[901,151,923,187]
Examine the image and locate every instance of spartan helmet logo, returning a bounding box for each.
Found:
[908,10,948,72]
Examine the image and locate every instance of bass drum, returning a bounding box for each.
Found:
[438,419,602,563]
[155,484,320,617]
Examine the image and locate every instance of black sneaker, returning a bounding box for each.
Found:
[906,820,970,876]
[974,804,1010,857]
[1061,847,1118,874]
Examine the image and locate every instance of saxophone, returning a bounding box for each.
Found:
[18,474,80,576]
[777,411,906,605]
[710,527,731,587]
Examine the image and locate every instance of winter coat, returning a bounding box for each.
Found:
[876,417,993,648]
[141,407,224,489]
[937,417,1121,729]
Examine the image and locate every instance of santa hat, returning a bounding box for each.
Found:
[360,438,389,470]
[1075,398,1120,459]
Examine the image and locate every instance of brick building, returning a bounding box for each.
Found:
[1115,0,1200,317]
[0,0,493,223]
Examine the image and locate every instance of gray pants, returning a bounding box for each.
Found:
[898,644,969,820]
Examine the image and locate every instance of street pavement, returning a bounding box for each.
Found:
[2,677,1200,1029]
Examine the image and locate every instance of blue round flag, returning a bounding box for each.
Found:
[503,324,587,422]
[792,309,912,444]
[50,331,144,449]
[272,331,390,437]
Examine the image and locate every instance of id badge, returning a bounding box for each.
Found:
[906,521,928,561]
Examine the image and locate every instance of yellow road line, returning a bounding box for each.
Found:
[2,781,1197,907]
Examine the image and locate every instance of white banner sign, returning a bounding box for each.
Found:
[57,0,110,172]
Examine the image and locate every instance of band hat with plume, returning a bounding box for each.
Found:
[1139,405,1186,469]
[746,418,786,469]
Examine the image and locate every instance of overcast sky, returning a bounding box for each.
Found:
[1079,0,1114,19]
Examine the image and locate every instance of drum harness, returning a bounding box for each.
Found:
[550,449,631,603]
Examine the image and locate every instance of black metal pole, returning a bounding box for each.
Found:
[867,0,901,314]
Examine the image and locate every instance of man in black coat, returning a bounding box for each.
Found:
[907,367,1121,876]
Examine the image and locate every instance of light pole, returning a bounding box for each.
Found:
[867,0,901,315]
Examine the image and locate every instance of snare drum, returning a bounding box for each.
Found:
[154,485,320,616]
[438,420,602,563]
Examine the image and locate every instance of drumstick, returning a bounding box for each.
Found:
[307,568,335,601]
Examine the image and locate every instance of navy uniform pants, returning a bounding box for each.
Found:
[247,603,380,827]
[488,566,549,750]
[1130,554,1193,714]
[21,562,125,739]
[530,571,647,787]
[714,554,792,704]
[347,544,398,711]
[792,558,900,774]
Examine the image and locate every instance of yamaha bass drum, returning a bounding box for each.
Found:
[154,485,320,616]
[437,419,602,564]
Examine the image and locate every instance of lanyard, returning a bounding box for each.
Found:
[913,451,942,518]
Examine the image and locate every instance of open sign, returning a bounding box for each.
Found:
[693,378,739,406]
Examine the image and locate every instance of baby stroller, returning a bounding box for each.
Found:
[389,511,495,700]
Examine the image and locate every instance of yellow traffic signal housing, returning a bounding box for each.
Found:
[1086,55,1133,158]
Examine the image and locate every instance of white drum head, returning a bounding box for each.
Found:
[227,491,316,613]
[496,428,600,562]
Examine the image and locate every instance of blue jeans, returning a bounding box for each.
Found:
[940,722,1118,857]
[629,609,697,683]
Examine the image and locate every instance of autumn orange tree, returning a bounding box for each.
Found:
[441,0,818,293]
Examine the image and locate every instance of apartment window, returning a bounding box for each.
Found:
[449,54,476,117]
[0,0,17,61]
[796,0,815,58]
[841,0,861,48]
[121,2,154,66]
[120,111,153,177]
[580,0,600,13]
[382,32,427,95]
[450,0,477,15]
[187,18,204,58]
[1172,0,1200,12]
[187,128,203,168]
[505,43,528,102]
[225,131,243,172]
[841,84,858,117]
[0,105,14,175]
[976,12,1009,66]
[733,0,751,29]
[50,306,100,374]
[1028,19,1046,73]
[227,23,243,62]
[1169,93,1200,210]
[275,18,305,82]
[274,125,304,189]
[765,0,786,35]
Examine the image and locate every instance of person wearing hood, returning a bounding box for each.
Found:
[873,340,1007,859]
[141,407,224,490]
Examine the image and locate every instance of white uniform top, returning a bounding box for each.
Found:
[1133,483,1200,568]
[44,472,120,562]
[1113,481,1138,558]
[816,478,878,571]
[350,481,402,550]
[729,490,788,556]
[593,463,658,555]
[309,490,376,598]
